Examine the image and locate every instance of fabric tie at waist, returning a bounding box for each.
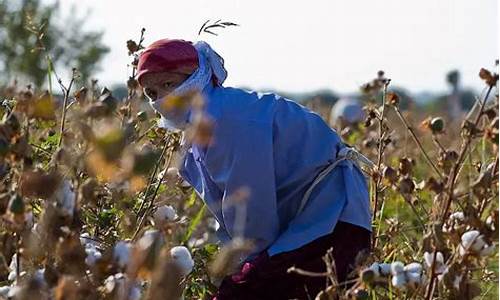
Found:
[295,147,374,218]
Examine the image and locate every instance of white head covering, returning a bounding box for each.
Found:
[151,41,227,130]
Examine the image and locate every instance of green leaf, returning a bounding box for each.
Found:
[182,204,206,244]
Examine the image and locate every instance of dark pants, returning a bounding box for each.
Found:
[213,221,371,300]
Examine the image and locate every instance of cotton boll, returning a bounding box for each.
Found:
[166,167,180,177]
[85,247,102,266]
[390,261,404,275]
[404,263,422,274]
[470,235,486,252]
[104,273,123,293]
[406,271,422,286]
[180,180,191,188]
[368,262,380,278]
[0,286,10,297]
[80,233,99,249]
[450,212,465,221]
[8,253,21,281]
[486,216,496,231]
[461,230,480,250]
[379,263,392,276]
[54,180,76,217]
[207,218,220,232]
[170,246,194,276]
[153,205,177,224]
[113,241,132,268]
[391,273,407,289]
[424,251,444,268]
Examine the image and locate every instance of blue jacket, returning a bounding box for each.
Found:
[178,83,372,258]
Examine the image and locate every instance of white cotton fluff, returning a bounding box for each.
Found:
[379,263,392,276]
[166,167,180,177]
[85,247,102,266]
[424,251,447,277]
[180,180,191,188]
[486,216,496,231]
[8,253,22,282]
[461,230,480,250]
[391,273,407,289]
[459,230,493,256]
[390,261,404,275]
[113,241,132,268]
[207,218,220,232]
[104,273,141,300]
[404,262,422,274]
[406,271,422,285]
[368,262,380,278]
[54,180,76,217]
[80,233,99,249]
[450,212,465,221]
[153,205,178,224]
[0,286,10,297]
[170,246,195,276]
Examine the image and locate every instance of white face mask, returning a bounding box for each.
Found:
[150,41,227,131]
[150,93,192,131]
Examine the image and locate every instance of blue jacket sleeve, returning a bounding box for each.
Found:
[203,117,280,255]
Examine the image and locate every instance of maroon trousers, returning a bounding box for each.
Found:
[213,221,371,300]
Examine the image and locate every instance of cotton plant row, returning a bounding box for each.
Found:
[0,228,195,299]
[1,171,197,299]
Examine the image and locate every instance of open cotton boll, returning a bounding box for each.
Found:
[379,263,392,276]
[0,286,10,298]
[391,273,407,289]
[166,167,180,177]
[424,251,447,277]
[85,247,102,266]
[404,262,422,274]
[461,230,480,250]
[153,205,178,224]
[180,180,191,188]
[406,271,422,285]
[8,253,22,281]
[113,241,132,268]
[80,233,99,249]
[390,261,404,275]
[54,180,76,217]
[170,246,194,276]
[368,262,380,278]
[450,212,465,221]
[104,273,141,300]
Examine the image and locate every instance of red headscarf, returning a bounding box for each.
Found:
[136,39,199,85]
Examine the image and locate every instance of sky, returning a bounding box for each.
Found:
[50,0,498,95]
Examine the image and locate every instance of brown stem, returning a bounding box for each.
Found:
[57,71,76,148]
[440,85,494,224]
[394,106,443,180]
[133,137,175,241]
[372,84,389,248]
